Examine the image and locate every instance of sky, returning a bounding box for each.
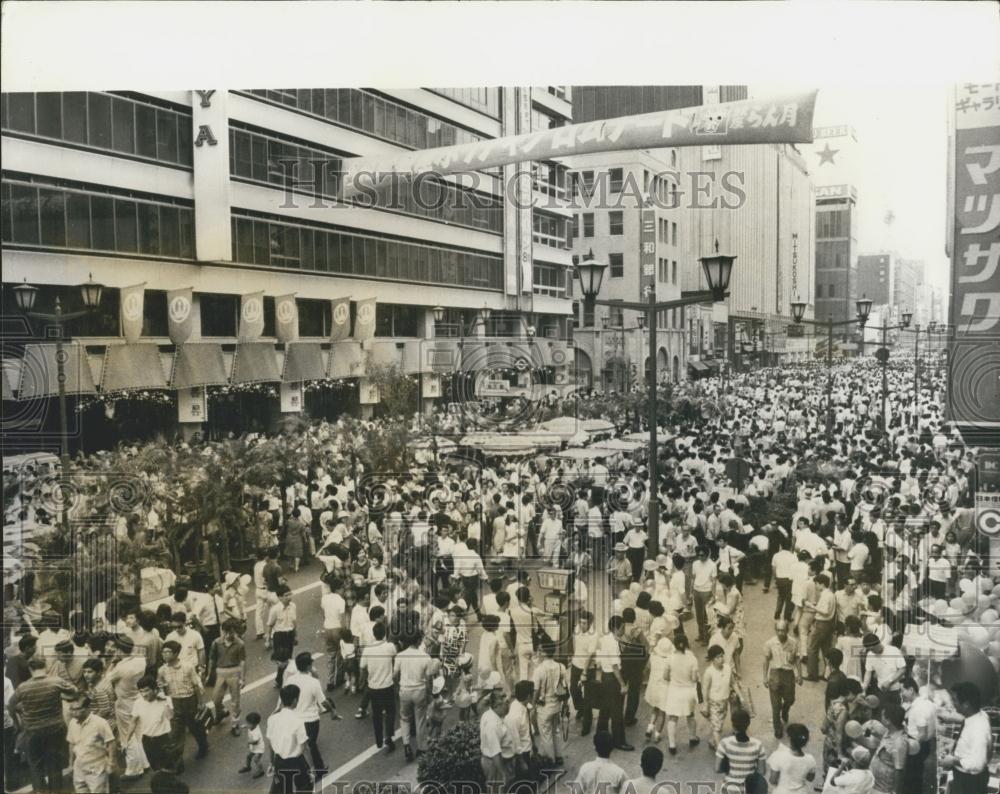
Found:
[809,85,952,293]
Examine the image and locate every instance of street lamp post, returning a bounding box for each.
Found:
[861,309,913,433]
[790,295,872,437]
[575,242,735,557]
[13,276,105,531]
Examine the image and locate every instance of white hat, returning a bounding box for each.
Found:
[432,676,446,695]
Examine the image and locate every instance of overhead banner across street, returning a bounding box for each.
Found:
[341,91,819,198]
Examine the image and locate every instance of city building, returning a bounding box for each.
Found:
[856,253,893,306]
[562,149,688,388]
[1,87,576,446]
[571,85,747,122]
[678,140,817,370]
[814,185,859,328]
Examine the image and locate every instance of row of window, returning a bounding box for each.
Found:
[230,210,503,291]
[2,92,193,168]
[530,107,566,132]
[243,89,484,152]
[816,208,851,239]
[428,87,500,118]
[572,163,679,200]
[2,178,195,259]
[229,125,503,234]
[658,218,679,246]
[532,213,572,249]
[533,263,570,296]
[657,258,679,285]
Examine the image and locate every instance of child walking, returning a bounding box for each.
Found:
[237,712,265,778]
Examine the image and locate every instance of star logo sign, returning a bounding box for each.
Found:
[817,143,839,165]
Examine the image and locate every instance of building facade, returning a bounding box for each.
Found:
[1,87,576,445]
[814,185,859,327]
[678,141,816,370]
[856,253,893,306]
[563,149,689,389]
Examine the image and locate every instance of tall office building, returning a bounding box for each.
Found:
[1,87,576,443]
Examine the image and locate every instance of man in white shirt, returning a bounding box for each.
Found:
[862,635,906,700]
[453,538,488,620]
[691,547,717,644]
[901,677,937,791]
[360,623,397,752]
[926,545,952,600]
[942,682,992,794]
[572,729,628,794]
[165,613,206,673]
[539,507,564,567]
[480,687,513,791]
[282,652,340,778]
[570,611,599,736]
[771,543,797,621]
[394,634,432,763]
[267,685,311,793]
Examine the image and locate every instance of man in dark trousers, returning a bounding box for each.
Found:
[595,616,633,752]
[619,608,648,728]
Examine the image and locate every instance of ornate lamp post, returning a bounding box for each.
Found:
[790,295,873,437]
[576,241,735,556]
[13,275,106,530]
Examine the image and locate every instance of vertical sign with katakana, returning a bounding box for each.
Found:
[948,81,1000,434]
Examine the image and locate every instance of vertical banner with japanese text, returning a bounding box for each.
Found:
[120,283,146,344]
[280,381,303,413]
[167,287,194,345]
[640,200,656,295]
[948,81,1000,436]
[178,386,207,423]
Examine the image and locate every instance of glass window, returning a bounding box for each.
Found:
[115,199,138,252]
[137,202,160,254]
[609,168,623,193]
[135,103,157,158]
[395,304,419,337]
[90,195,115,250]
[609,253,624,278]
[38,189,66,247]
[609,211,623,236]
[7,93,35,133]
[375,304,394,337]
[65,193,91,248]
[327,233,342,272]
[156,110,178,162]
[300,228,314,270]
[298,298,326,337]
[178,119,192,165]
[142,290,168,337]
[159,205,180,258]
[9,184,39,244]
[314,229,328,271]
[583,213,594,238]
[199,294,238,337]
[253,220,269,265]
[36,93,62,138]
[87,93,112,149]
[63,92,88,144]
[179,208,194,258]
[112,97,135,154]
[251,136,267,182]
[352,237,365,275]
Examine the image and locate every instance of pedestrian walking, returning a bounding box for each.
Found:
[763,620,801,740]
[595,616,632,752]
[266,685,312,794]
[359,622,397,752]
[266,587,297,689]
[157,639,209,766]
[394,632,432,762]
[10,655,76,793]
[663,632,701,755]
[716,709,766,794]
[207,619,245,735]
[533,641,569,766]
[282,652,340,779]
[67,695,117,794]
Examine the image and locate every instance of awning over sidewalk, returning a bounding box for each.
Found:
[101,344,169,392]
[327,340,365,379]
[17,343,97,399]
[170,344,228,389]
[282,342,326,382]
[688,360,710,373]
[231,342,281,384]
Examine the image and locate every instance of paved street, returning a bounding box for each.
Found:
[80,562,829,794]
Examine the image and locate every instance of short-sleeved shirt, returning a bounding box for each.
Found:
[11,674,76,733]
[575,757,628,794]
[131,696,173,737]
[717,735,766,784]
[767,745,817,794]
[165,629,205,668]
[870,731,908,793]
[763,636,798,672]
[266,708,308,759]
[67,713,115,773]
[283,671,325,722]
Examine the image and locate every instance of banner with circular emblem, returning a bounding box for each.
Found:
[275,294,298,344]
[239,291,265,341]
[330,297,352,342]
[167,287,194,345]
[353,297,377,342]
[120,282,146,344]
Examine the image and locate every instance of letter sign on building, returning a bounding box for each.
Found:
[194,125,218,147]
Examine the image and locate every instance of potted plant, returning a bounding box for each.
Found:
[416,721,485,794]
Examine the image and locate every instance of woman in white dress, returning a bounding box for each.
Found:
[662,633,701,754]
[644,636,674,743]
[665,554,687,619]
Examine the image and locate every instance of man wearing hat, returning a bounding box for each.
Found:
[611,544,633,593]
[861,634,905,704]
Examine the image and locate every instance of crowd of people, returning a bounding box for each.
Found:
[3,350,998,794]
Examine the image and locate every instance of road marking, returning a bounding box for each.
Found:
[318,730,404,788]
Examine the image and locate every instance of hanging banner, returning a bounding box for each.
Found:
[275,294,298,344]
[359,378,380,404]
[421,373,441,398]
[640,199,656,294]
[178,386,207,423]
[167,287,194,345]
[353,298,377,342]
[330,297,352,342]
[280,381,303,413]
[120,282,146,343]
[948,81,1000,436]
[342,90,819,198]
[239,292,265,341]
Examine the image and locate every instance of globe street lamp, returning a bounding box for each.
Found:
[14,275,106,530]
[575,241,735,557]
